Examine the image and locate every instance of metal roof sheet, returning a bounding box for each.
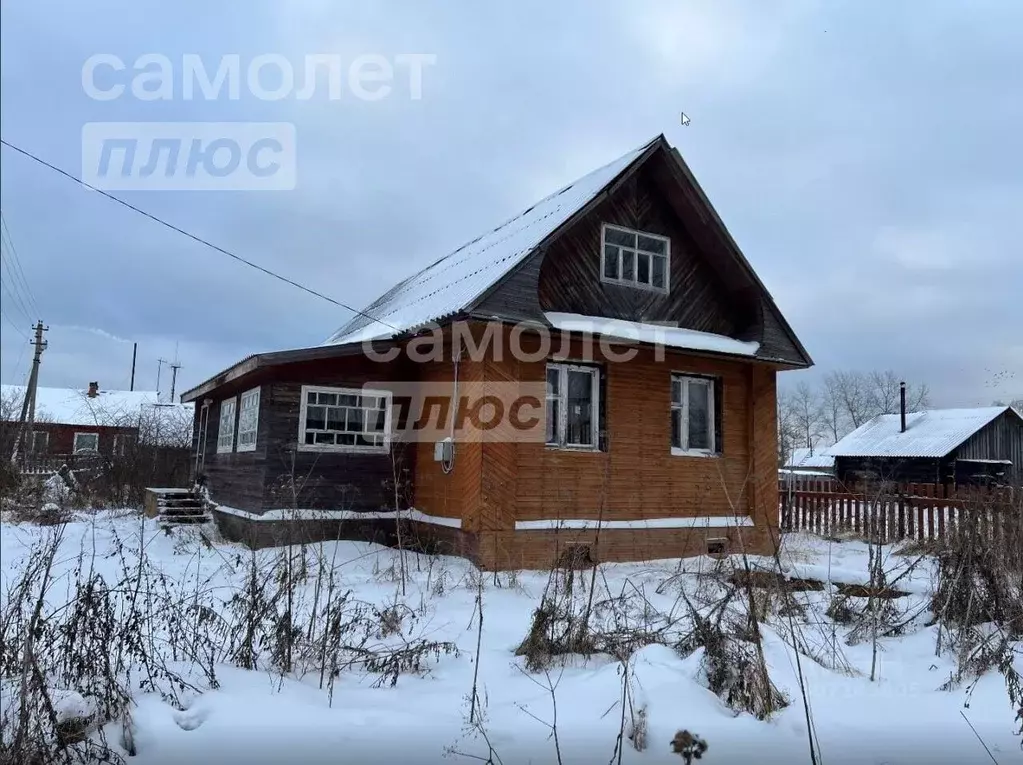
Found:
[324,138,658,346]
[828,406,1010,458]
[786,447,835,469]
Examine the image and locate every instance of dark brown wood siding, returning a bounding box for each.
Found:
[195,393,267,511]
[14,422,137,456]
[536,164,748,334]
[954,409,1023,485]
[197,354,419,514]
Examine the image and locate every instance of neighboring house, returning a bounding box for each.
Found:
[181,134,812,570]
[1,382,193,459]
[829,406,1023,487]
[781,446,835,477]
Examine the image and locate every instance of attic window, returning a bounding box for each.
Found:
[600,224,670,293]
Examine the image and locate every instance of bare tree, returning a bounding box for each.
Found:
[828,371,872,431]
[791,382,824,452]
[866,370,929,416]
[776,394,803,467]
[783,370,932,449]
[993,398,1023,414]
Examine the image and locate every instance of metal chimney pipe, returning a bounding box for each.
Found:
[900,381,907,432]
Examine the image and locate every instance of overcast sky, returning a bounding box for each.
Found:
[1,0,1020,406]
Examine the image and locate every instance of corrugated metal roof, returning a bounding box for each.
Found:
[828,406,1009,458]
[785,447,835,469]
[324,137,658,345]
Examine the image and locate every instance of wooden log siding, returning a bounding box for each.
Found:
[197,353,417,515]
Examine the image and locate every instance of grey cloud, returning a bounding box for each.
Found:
[1,0,1019,408]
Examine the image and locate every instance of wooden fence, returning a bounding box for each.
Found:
[779,478,1020,547]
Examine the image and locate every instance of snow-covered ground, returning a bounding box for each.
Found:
[1,512,1020,765]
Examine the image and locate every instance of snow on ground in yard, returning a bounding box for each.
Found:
[1,515,1020,765]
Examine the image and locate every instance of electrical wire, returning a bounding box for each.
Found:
[0,138,400,333]
[0,211,41,318]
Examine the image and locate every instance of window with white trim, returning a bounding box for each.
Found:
[236,387,261,452]
[73,432,99,454]
[112,433,132,457]
[29,431,49,454]
[217,397,237,454]
[546,363,600,448]
[671,375,717,455]
[600,224,670,292]
[299,385,392,452]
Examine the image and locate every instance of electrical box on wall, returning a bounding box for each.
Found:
[434,437,453,463]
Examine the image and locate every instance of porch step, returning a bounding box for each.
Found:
[157,513,211,525]
[146,487,212,526]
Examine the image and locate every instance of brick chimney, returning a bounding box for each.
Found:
[87,381,99,398]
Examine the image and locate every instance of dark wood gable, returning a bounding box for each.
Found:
[470,139,810,367]
[535,161,748,336]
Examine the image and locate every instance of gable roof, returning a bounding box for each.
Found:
[2,384,193,429]
[182,135,811,403]
[326,138,658,345]
[828,406,1014,459]
[785,446,835,470]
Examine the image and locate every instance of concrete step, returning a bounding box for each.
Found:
[158,513,211,525]
[161,508,207,517]
[158,496,202,505]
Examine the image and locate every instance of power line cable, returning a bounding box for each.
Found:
[0,300,31,342]
[0,138,399,332]
[0,260,34,325]
[0,211,41,318]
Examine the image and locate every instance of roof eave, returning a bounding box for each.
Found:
[663,146,814,368]
[179,340,401,403]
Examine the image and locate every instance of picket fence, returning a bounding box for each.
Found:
[778,478,1020,549]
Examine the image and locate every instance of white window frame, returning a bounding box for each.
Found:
[546,363,600,450]
[29,430,49,454]
[73,431,99,454]
[236,386,261,452]
[298,385,393,454]
[112,433,131,457]
[671,374,717,456]
[600,223,671,293]
[217,396,237,454]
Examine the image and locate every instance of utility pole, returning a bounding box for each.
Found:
[169,361,181,403]
[11,320,48,461]
[156,358,168,402]
[130,342,137,391]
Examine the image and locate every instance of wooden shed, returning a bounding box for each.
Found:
[830,406,1023,488]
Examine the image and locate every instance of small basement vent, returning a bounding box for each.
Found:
[706,537,728,558]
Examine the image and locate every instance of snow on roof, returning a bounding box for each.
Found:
[828,406,1011,458]
[785,447,835,470]
[1,384,193,429]
[544,313,760,357]
[324,138,658,346]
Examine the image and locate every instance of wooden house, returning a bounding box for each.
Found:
[2,382,193,463]
[180,135,812,569]
[829,405,1023,487]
